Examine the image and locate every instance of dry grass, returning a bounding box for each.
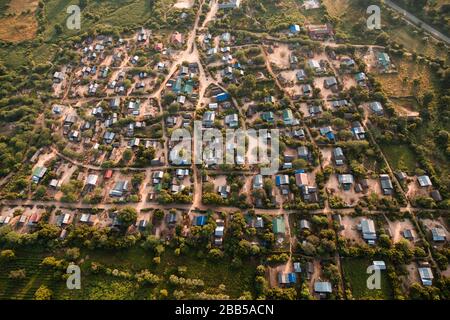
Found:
[321,0,350,18]
[0,0,39,42]
[0,14,38,42]
[375,57,435,97]
[6,0,39,14]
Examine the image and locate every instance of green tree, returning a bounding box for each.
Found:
[117,207,138,227]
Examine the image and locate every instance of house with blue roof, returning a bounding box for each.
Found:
[289,24,301,33]
[195,215,207,226]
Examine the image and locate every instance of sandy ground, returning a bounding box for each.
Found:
[400,262,420,292]
[34,150,56,169]
[298,103,309,117]
[406,178,430,199]
[320,147,333,167]
[340,215,365,244]
[267,44,291,69]
[441,266,450,278]
[57,163,78,185]
[314,77,337,99]
[202,0,218,28]
[342,74,357,90]
[174,0,194,9]
[242,176,253,203]
[363,48,377,73]
[279,70,305,97]
[326,175,380,206]
[386,218,416,244]
[139,99,159,118]
[421,218,449,239]
[308,259,323,293]
[211,175,227,190]
[0,10,38,42]
[7,0,39,13]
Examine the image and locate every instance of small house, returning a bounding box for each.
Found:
[225,113,239,128]
[314,281,332,295]
[360,218,377,242]
[324,77,338,89]
[109,180,129,197]
[379,174,394,195]
[418,267,433,286]
[338,174,354,190]
[282,109,294,125]
[369,101,384,115]
[272,217,286,235]
[431,228,446,242]
[253,174,263,189]
[372,261,386,270]
[202,111,216,128]
[417,175,432,188]
[300,219,311,230]
[32,166,47,183]
[333,147,345,166]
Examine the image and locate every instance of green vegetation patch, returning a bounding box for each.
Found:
[382,144,417,174]
[0,246,257,300]
[342,258,394,300]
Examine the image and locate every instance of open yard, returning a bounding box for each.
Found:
[341,258,393,300]
[375,58,437,97]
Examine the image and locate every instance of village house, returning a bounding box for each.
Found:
[323,77,338,90]
[418,267,434,286]
[85,174,99,191]
[218,0,241,10]
[109,180,129,197]
[369,101,384,115]
[417,175,432,188]
[352,121,366,140]
[272,217,285,235]
[333,147,345,166]
[338,174,354,190]
[431,228,446,242]
[359,218,377,244]
[307,24,334,40]
[53,71,64,83]
[314,281,332,298]
[225,113,239,128]
[32,166,47,184]
[203,111,216,128]
[377,52,391,71]
[253,174,263,190]
[379,174,394,195]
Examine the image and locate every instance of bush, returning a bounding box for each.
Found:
[0,249,15,261]
[34,285,52,300]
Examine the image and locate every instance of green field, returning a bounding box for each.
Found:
[382,144,417,174]
[341,258,393,300]
[0,246,257,300]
